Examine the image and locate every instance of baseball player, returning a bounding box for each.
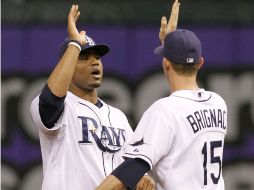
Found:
[96,0,227,190]
[30,5,154,190]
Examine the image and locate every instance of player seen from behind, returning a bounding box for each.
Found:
[96,0,227,189]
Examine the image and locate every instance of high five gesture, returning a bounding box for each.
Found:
[159,0,180,44]
[67,5,86,45]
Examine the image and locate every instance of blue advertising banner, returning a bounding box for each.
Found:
[1,26,254,190]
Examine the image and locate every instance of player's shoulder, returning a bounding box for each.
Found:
[30,94,40,110]
[208,90,224,99]
[152,95,179,107]
[207,90,227,106]
[145,97,171,114]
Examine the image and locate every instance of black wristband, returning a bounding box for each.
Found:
[111,158,150,189]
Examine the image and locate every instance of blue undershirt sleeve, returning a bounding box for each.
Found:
[111,158,150,190]
[39,84,66,129]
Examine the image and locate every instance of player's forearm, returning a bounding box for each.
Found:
[47,45,80,97]
[95,175,126,190]
[96,158,152,190]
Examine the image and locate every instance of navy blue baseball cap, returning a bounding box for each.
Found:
[154,29,202,65]
[58,35,110,59]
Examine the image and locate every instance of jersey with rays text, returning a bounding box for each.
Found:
[30,92,133,190]
[123,89,227,190]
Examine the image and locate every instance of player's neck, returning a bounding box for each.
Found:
[169,75,199,92]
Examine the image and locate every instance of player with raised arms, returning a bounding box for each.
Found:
[96,0,227,189]
[30,4,154,190]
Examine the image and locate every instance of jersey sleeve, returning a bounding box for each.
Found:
[123,102,175,169]
[30,95,63,137]
[39,84,65,128]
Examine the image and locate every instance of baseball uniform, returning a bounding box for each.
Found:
[123,89,227,190]
[30,91,133,190]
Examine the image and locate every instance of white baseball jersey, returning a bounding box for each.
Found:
[124,89,227,190]
[30,91,133,190]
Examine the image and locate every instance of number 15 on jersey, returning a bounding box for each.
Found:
[202,140,223,186]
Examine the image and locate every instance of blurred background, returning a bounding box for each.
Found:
[1,0,254,189]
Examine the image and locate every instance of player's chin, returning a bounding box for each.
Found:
[89,82,101,89]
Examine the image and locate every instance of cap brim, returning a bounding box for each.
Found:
[154,45,164,55]
[81,44,110,57]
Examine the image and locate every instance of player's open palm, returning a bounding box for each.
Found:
[67,5,86,45]
[136,175,155,190]
[159,0,180,43]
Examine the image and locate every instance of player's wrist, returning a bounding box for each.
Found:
[68,39,82,51]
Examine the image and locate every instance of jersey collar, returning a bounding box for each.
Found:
[94,99,103,108]
[67,91,104,108]
[171,89,212,102]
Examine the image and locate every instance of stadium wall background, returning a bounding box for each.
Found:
[1,26,254,190]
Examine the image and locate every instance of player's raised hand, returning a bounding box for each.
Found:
[159,16,168,44]
[136,175,155,190]
[167,0,180,33]
[67,5,86,45]
[159,0,180,43]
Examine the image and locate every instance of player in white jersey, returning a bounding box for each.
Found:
[30,5,154,190]
[96,0,227,189]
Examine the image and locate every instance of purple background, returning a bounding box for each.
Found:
[1,26,254,176]
[2,26,254,77]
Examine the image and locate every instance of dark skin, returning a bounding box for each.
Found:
[46,5,155,189]
[69,49,103,103]
[47,5,86,99]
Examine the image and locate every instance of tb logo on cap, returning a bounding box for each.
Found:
[85,36,95,46]
[187,58,194,63]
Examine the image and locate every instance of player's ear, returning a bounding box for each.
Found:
[162,58,170,71]
[197,57,204,70]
